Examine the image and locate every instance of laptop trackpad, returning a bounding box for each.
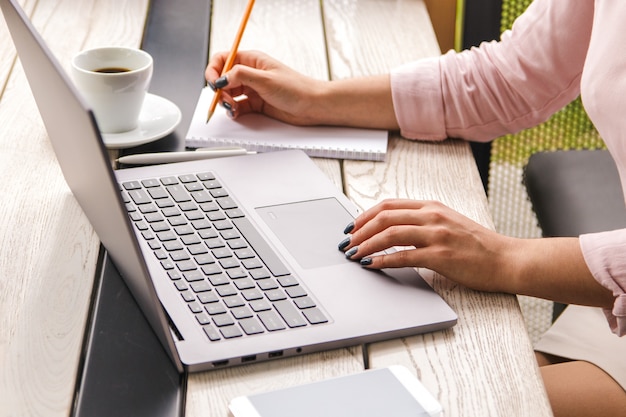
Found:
[256,198,354,269]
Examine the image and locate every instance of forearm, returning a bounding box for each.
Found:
[312,74,399,130]
[503,237,615,308]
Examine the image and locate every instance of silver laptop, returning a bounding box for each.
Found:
[1,0,456,373]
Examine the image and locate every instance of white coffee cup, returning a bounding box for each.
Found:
[71,47,153,133]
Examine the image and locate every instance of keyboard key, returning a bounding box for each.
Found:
[231,306,253,319]
[205,302,227,315]
[233,278,255,290]
[128,189,151,205]
[285,285,307,298]
[166,185,191,202]
[249,299,272,312]
[257,278,279,291]
[202,325,221,341]
[185,182,204,192]
[273,300,307,328]
[213,313,235,327]
[173,281,188,291]
[265,289,287,302]
[208,269,230,287]
[197,172,215,181]
[223,295,245,308]
[277,275,298,287]
[294,296,316,309]
[176,260,196,271]
[180,290,195,302]
[220,325,243,339]
[250,269,271,280]
[183,232,203,244]
[190,281,211,293]
[198,291,219,304]
[147,187,169,199]
[188,301,203,314]
[183,270,204,282]
[122,180,142,190]
[195,312,212,325]
[141,178,161,188]
[178,174,197,183]
[258,310,287,331]
[239,317,265,335]
[216,284,237,297]
[217,197,238,210]
[241,288,263,301]
[160,176,179,186]
[302,308,328,325]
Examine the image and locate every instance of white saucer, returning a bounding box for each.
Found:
[102,93,182,149]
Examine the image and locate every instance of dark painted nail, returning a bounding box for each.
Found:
[338,237,351,251]
[345,246,358,259]
[214,75,229,89]
[360,257,373,266]
[226,109,235,118]
[207,81,216,91]
[222,101,233,110]
[343,222,354,234]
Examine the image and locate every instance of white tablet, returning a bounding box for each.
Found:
[228,365,442,417]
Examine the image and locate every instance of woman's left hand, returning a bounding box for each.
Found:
[339,199,517,293]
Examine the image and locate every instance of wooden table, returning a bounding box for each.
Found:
[0,0,552,416]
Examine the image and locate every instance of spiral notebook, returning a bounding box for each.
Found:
[185,87,388,161]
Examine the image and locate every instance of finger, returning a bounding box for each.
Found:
[360,247,427,269]
[205,51,229,83]
[347,207,429,250]
[350,199,427,234]
[346,224,427,262]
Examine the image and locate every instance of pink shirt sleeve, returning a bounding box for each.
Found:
[390,0,592,142]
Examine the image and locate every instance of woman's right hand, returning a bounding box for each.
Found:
[205,50,327,126]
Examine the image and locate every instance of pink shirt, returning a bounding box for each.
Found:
[390,0,626,335]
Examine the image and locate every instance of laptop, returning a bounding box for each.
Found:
[1,0,456,373]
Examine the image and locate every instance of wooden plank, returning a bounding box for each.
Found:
[185,2,362,416]
[323,1,552,416]
[0,1,34,95]
[0,1,149,416]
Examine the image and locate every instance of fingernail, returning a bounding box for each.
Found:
[360,257,373,266]
[343,222,354,234]
[214,75,229,89]
[207,81,216,91]
[222,101,232,110]
[338,237,351,251]
[226,109,235,119]
[345,246,358,259]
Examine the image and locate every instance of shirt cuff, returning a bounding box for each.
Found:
[390,57,447,141]
[580,230,626,336]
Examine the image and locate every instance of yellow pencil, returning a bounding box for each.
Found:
[206,0,255,123]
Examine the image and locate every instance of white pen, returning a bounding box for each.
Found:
[116,147,255,165]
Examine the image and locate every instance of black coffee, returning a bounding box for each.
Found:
[94,67,131,73]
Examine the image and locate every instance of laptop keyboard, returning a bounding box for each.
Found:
[120,171,328,342]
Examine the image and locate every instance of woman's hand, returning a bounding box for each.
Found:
[205,50,326,126]
[338,199,515,293]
